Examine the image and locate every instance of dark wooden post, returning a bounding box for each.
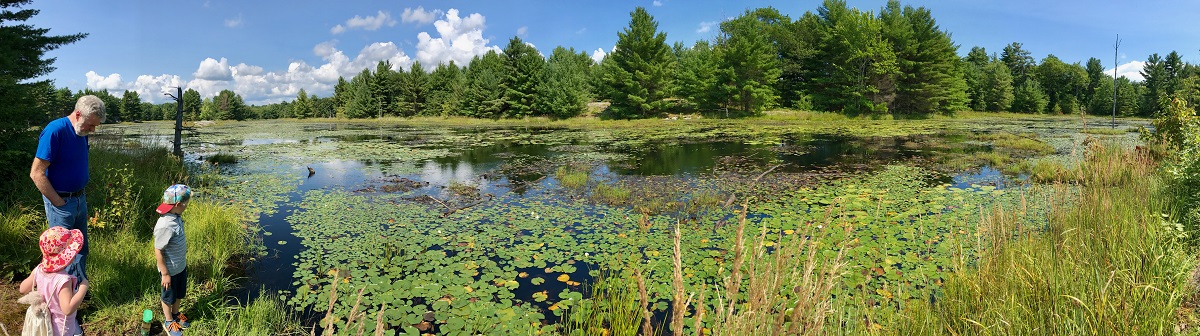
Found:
[174,87,183,157]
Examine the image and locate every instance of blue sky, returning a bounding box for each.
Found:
[24,0,1200,105]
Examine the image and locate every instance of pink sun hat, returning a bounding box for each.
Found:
[39,226,84,273]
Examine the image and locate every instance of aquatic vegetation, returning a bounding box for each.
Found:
[895,145,1189,335]
[82,114,1154,334]
[592,183,632,206]
[554,165,589,189]
[206,152,240,164]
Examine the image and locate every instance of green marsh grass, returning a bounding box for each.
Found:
[1003,159,1072,183]
[193,294,304,335]
[1081,127,1128,135]
[980,132,1056,155]
[896,143,1193,335]
[593,183,632,206]
[206,152,240,164]
[560,205,848,336]
[555,165,589,189]
[557,271,645,336]
[0,147,300,334]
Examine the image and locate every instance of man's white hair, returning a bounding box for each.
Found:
[75,95,106,123]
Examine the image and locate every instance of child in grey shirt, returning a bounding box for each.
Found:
[154,184,191,335]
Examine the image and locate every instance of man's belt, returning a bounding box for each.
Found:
[56,190,85,198]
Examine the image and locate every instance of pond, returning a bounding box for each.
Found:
[98,116,1146,335]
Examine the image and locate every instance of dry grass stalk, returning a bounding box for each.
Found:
[636,267,654,336]
[374,304,387,336]
[672,221,687,336]
[347,287,366,335]
[722,202,750,319]
[707,202,847,336]
[322,277,340,336]
[695,284,707,336]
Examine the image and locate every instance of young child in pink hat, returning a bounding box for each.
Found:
[20,226,89,336]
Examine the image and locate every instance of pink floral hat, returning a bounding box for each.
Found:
[39,227,83,273]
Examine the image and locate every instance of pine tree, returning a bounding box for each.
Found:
[213,89,246,120]
[49,87,74,120]
[465,51,507,118]
[333,76,349,117]
[675,41,720,111]
[371,61,399,118]
[398,61,429,116]
[1094,75,1137,116]
[800,0,898,114]
[343,69,374,118]
[1084,57,1104,107]
[715,10,781,114]
[979,60,1014,112]
[182,88,202,121]
[501,37,544,118]
[879,1,968,115]
[534,47,593,118]
[600,7,675,119]
[743,8,811,109]
[293,89,313,119]
[199,97,217,120]
[1141,53,1169,116]
[428,61,466,116]
[1010,78,1048,113]
[0,0,87,179]
[963,46,990,111]
[121,90,142,122]
[1001,42,1035,86]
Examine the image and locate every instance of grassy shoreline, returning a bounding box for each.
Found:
[555,142,1197,335]
[3,114,1175,335]
[0,147,301,335]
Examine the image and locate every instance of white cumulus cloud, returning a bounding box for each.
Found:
[131,74,184,99]
[225,14,243,28]
[653,0,663,6]
[402,6,441,25]
[697,21,717,33]
[85,71,123,91]
[194,57,234,81]
[517,26,528,36]
[332,10,397,35]
[591,48,607,63]
[83,9,510,105]
[1108,60,1146,82]
[415,9,502,67]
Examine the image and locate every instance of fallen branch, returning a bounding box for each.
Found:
[715,164,783,229]
[441,194,494,218]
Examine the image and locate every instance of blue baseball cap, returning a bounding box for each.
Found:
[156,184,192,214]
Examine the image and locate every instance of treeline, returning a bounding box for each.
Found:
[16,0,1200,127]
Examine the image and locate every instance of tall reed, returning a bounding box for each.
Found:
[897,143,1193,335]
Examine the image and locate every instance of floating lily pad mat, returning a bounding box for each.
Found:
[92,116,1143,334]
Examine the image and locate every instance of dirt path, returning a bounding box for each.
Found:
[0,282,25,336]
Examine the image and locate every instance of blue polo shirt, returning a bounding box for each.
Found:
[35,117,89,193]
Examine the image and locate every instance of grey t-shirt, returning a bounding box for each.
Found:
[153,213,187,276]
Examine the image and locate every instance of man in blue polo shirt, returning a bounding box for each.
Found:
[29,95,106,283]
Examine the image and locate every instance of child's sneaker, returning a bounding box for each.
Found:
[174,313,191,329]
[163,320,184,336]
